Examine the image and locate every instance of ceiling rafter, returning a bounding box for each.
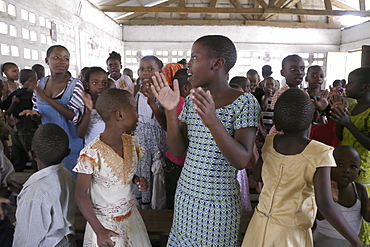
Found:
[229,0,254,20]
[324,0,333,24]
[295,0,306,23]
[118,18,341,28]
[180,0,187,19]
[264,0,300,20]
[115,0,179,20]
[331,0,356,10]
[253,0,260,19]
[204,0,218,20]
[99,6,370,17]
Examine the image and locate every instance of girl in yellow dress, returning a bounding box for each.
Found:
[242,89,362,247]
[331,67,370,245]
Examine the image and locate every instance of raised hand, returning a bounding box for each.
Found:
[329,95,347,110]
[134,176,148,192]
[82,92,93,111]
[313,89,329,111]
[190,87,217,128]
[150,72,179,111]
[96,228,120,247]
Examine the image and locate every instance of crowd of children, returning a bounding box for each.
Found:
[0,34,368,247]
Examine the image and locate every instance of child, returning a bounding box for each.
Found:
[20,45,84,174]
[134,55,167,209]
[1,62,21,101]
[269,54,305,134]
[314,145,370,247]
[106,51,134,94]
[74,88,151,247]
[77,67,108,146]
[31,64,45,81]
[0,69,38,172]
[164,68,192,209]
[331,67,370,245]
[123,68,135,84]
[151,35,259,245]
[229,76,250,93]
[242,89,362,247]
[13,123,76,246]
[260,77,277,133]
[247,69,265,104]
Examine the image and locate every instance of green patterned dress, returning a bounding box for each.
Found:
[343,103,370,245]
[167,93,260,246]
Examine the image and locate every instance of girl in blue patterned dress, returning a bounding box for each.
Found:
[151,35,260,246]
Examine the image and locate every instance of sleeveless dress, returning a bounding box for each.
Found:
[242,134,336,247]
[314,182,362,247]
[33,77,84,174]
[167,93,260,246]
[73,134,151,247]
[343,103,370,244]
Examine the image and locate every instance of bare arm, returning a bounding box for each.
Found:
[314,167,362,247]
[75,173,119,247]
[356,182,370,222]
[331,107,370,150]
[151,72,188,156]
[34,87,75,121]
[76,93,93,138]
[253,157,263,182]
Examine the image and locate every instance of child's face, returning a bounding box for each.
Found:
[46,47,70,74]
[122,96,139,132]
[138,58,160,86]
[264,79,275,91]
[187,42,215,88]
[345,74,362,99]
[306,67,324,89]
[88,71,108,96]
[4,65,19,81]
[281,58,305,87]
[331,149,361,187]
[24,77,38,91]
[107,59,122,79]
[247,74,259,91]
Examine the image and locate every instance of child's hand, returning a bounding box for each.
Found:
[264,88,273,98]
[144,84,156,106]
[19,110,41,122]
[329,95,347,109]
[82,92,93,111]
[150,72,179,111]
[331,181,339,202]
[11,95,20,104]
[313,90,329,112]
[134,176,148,192]
[96,228,120,247]
[190,87,217,128]
[330,106,352,127]
[7,180,22,194]
[0,196,11,220]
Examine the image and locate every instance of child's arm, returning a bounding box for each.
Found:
[0,196,10,220]
[260,88,272,111]
[355,182,370,222]
[34,86,75,121]
[75,173,120,247]
[4,95,20,116]
[314,167,363,247]
[331,106,370,150]
[191,87,257,170]
[151,73,189,157]
[253,157,263,182]
[145,86,167,131]
[76,92,93,138]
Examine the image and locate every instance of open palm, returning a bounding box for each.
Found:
[150,72,180,111]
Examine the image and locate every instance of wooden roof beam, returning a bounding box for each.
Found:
[119,18,341,28]
[331,0,356,10]
[324,0,333,24]
[254,0,260,19]
[229,0,254,20]
[255,0,268,9]
[205,0,218,20]
[259,0,288,20]
[296,1,306,22]
[180,0,187,19]
[99,6,370,16]
[359,0,365,11]
[116,0,179,21]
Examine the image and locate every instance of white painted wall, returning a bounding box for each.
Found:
[0,0,123,78]
[340,20,370,52]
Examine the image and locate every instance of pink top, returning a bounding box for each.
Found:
[165,96,186,166]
